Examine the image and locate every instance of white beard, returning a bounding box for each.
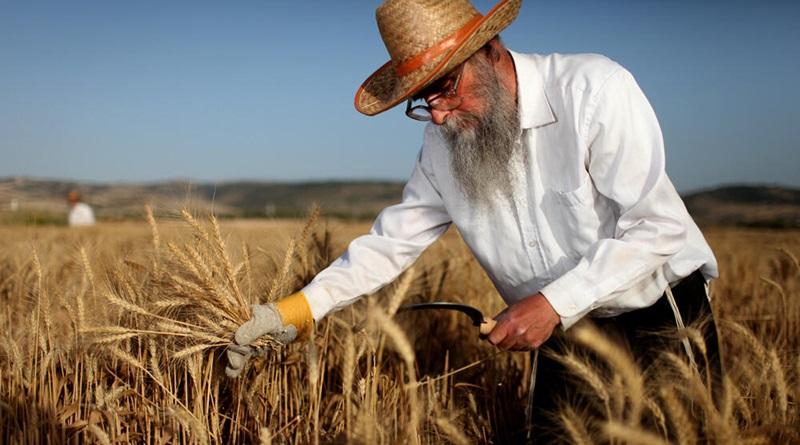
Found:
[440,55,520,209]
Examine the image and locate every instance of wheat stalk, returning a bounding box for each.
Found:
[768,348,788,418]
[386,266,415,316]
[342,330,356,431]
[146,204,161,275]
[259,427,272,445]
[573,324,644,424]
[559,406,594,445]
[604,420,669,445]
[210,214,245,310]
[267,238,296,302]
[369,307,420,445]
[181,209,210,243]
[434,415,470,445]
[87,424,112,445]
[659,386,697,445]
[555,350,610,406]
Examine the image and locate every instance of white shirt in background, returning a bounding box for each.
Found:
[68,203,96,227]
[302,50,718,329]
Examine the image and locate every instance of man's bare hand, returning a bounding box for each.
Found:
[487,293,560,351]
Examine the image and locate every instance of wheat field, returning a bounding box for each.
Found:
[0,208,798,444]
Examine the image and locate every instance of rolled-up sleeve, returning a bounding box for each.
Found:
[302,147,452,321]
[541,68,688,328]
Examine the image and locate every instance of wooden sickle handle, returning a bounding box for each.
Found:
[479,319,497,336]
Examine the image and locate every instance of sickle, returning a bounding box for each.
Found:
[397,302,497,335]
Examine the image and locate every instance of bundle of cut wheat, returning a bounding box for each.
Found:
[85,206,320,362]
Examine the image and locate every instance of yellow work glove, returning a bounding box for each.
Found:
[225,292,313,378]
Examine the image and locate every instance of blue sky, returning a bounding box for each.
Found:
[1,0,798,192]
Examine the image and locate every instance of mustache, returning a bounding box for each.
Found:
[442,104,481,134]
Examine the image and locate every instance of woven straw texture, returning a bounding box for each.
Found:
[356,0,521,116]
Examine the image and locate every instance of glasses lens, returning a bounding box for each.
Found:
[407,102,432,121]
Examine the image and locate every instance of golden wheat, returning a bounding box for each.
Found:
[0,216,797,443]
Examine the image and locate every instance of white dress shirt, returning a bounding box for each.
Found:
[303,50,718,329]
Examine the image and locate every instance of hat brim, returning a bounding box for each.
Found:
[355,0,522,116]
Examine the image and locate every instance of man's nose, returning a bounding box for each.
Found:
[430,108,451,125]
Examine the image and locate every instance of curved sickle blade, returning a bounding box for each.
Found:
[397,302,486,326]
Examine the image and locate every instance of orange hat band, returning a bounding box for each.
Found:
[394,14,483,77]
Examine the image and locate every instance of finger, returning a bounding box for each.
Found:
[510,342,535,352]
[497,330,521,351]
[487,319,511,345]
[234,318,266,345]
[226,350,246,371]
[498,325,527,351]
[273,325,298,345]
[226,346,252,373]
[225,351,245,377]
[511,329,542,351]
[524,323,556,349]
[225,364,242,378]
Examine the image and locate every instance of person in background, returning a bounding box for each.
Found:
[67,190,96,227]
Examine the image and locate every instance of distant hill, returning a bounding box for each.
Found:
[1,177,798,228]
[0,177,404,222]
[683,185,800,228]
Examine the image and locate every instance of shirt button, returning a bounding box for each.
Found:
[527,240,537,248]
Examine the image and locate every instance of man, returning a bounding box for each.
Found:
[67,190,96,227]
[227,0,721,440]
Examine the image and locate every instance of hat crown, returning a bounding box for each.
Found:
[376,0,480,64]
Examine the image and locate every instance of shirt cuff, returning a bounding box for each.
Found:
[301,281,337,322]
[540,271,597,330]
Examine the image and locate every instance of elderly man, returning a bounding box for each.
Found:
[228,0,722,440]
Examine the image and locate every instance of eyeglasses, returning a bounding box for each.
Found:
[405,63,465,121]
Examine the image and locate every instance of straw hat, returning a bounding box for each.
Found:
[355,0,522,116]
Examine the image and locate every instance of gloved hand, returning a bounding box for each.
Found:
[225,292,313,378]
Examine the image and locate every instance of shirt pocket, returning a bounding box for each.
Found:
[551,175,595,207]
[543,175,600,258]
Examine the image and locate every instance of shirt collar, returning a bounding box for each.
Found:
[508,49,557,130]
